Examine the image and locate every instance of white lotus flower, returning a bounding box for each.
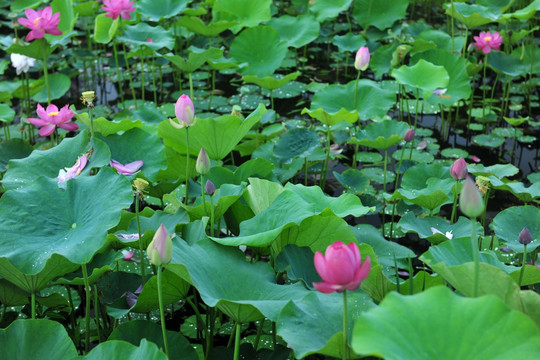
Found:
[10,53,36,75]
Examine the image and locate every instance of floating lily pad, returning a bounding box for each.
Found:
[81,339,167,360]
[493,206,540,252]
[267,15,319,48]
[333,33,367,52]
[118,23,175,51]
[274,127,320,163]
[468,163,519,178]
[333,169,370,195]
[243,72,300,91]
[137,0,190,20]
[350,120,409,150]
[361,167,395,185]
[474,134,505,147]
[441,148,469,159]
[0,139,33,172]
[166,47,223,74]
[352,286,540,359]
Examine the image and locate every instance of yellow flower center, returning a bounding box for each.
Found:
[33,17,41,26]
[48,111,58,116]
[484,36,491,41]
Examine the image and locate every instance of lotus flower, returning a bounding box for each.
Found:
[519,227,532,245]
[205,179,215,196]
[473,31,503,54]
[28,104,77,137]
[171,94,195,129]
[403,129,415,143]
[110,159,143,176]
[147,224,172,266]
[354,46,370,71]
[10,53,36,75]
[57,154,88,185]
[459,176,484,219]
[17,6,62,41]
[122,250,134,261]
[196,147,210,175]
[450,157,468,180]
[313,241,371,294]
[102,0,136,20]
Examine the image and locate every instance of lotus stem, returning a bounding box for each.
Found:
[157,265,170,359]
[82,263,92,352]
[135,192,147,285]
[342,290,349,360]
[151,52,158,104]
[42,49,51,105]
[112,38,125,109]
[122,42,137,109]
[253,318,264,351]
[470,218,479,297]
[185,127,190,203]
[451,179,459,223]
[518,244,527,287]
[233,322,241,360]
[31,292,36,319]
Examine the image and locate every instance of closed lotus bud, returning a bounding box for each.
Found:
[404,129,414,143]
[450,157,468,180]
[459,176,484,219]
[146,224,172,266]
[172,94,195,129]
[354,46,370,71]
[519,227,532,245]
[196,147,210,175]
[205,179,215,196]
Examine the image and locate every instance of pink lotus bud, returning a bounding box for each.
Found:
[403,129,415,143]
[122,250,134,261]
[196,147,210,175]
[459,176,484,219]
[519,227,532,245]
[450,157,468,180]
[146,224,172,266]
[354,46,370,71]
[172,94,195,129]
[205,179,215,195]
[313,241,371,294]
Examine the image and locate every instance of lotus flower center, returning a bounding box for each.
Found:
[484,36,491,41]
[48,111,58,116]
[33,17,41,26]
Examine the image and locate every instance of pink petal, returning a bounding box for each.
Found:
[58,122,79,131]
[39,124,56,136]
[27,117,49,126]
[313,281,341,294]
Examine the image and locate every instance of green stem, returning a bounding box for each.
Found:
[135,193,147,285]
[409,88,420,160]
[342,290,349,360]
[185,127,190,203]
[481,53,488,125]
[88,105,94,140]
[518,244,527,287]
[93,284,101,342]
[31,292,36,319]
[451,179,459,223]
[450,0,455,53]
[112,38,125,109]
[320,125,331,190]
[82,263,92,352]
[157,266,170,358]
[122,43,137,108]
[382,149,388,236]
[209,194,215,237]
[151,53,158,104]
[201,175,208,219]
[42,49,51,104]
[233,322,241,360]
[470,218,479,297]
[140,54,145,101]
[353,71,360,109]
[188,72,194,102]
[253,319,264,351]
[209,70,216,110]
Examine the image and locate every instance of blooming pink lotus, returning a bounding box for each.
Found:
[57,154,88,185]
[313,241,371,294]
[28,104,78,136]
[110,159,143,176]
[17,6,62,42]
[102,0,136,20]
[473,31,503,54]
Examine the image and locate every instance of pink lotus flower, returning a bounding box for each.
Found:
[403,129,415,143]
[313,241,371,294]
[58,154,88,185]
[459,176,484,218]
[354,46,370,71]
[102,0,136,20]
[473,31,503,54]
[171,94,195,129]
[28,104,77,137]
[122,250,134,261]
[450,157,468,180]
[110,159,143,176]
[147,224,173,266]
[17,6,62,42]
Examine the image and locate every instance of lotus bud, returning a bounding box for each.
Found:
[146,224,172,266]
[133,178,149,195]
[403,129,415,143]
[459,176,484,219]
[196,147,210,175]
[519,227,532,245]
[354,46,370,71]
[172,94,195,129]
[450,157,468,180]
[205,179,215,196]
[81,91,96,107]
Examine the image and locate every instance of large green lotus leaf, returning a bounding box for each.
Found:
[50,0,75,36]
[392,59,449,99]
[502,0,540,21]
[166,238,308,322]
[445,3,500,27]
[0,103,15,123]
[93,13,119,43]
[400,163,452,189]
[212,0,271,32]
[0,319,78,359]
[398,213,483,245]
[77,115,143,136]
[350,120,409,150]
[468,163,519,178]
[392,188,450,212]
[333,33,366,52]
[487,176,540,204]
[273,211,358,255]
[275,245,319,288]
[2,130,110,191]
[229,26,287,77]
[207,158,275,188]
[333,169,370,195]
[131,270,190,313]
[108,320,197,360]
[476,0,514,12]
[0,167,132,275]
[411,49,471,106]
[307,80,395,122]
[488,51,529,76]
[273,127,320,163]
[0,138,33,172]
[244,177,283,215]
[493,206,540,252]
[267,15,319,48]
[118,23,175,50]
[137,0,189,20]
[309,0,352,21]
[165,47,223,74]
[177,16,236,36]
[416,29,465,53]
[277,290,375,359]
[352,0,408,30]
[0,279,29,306]
[301,107,357,126]
[32,73,71,102]
[100,128,167,182]
[181,184,244,221]
[243,72,300,91]
[352,286,540,359]
[11,0,44,12]
[6,38,56,59]
[211,183,372,247]
[82,339,167,360]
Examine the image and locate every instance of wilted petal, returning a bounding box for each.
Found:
[110,159,143,176]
